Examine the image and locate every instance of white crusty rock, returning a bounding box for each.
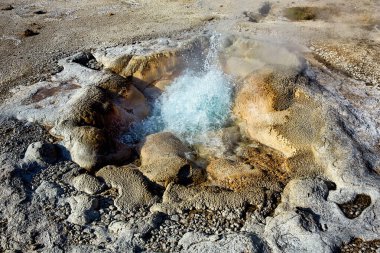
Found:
[178,232,269,253]
[263,178,380,253]
[67,194,100,225]
[33,181,63,204]
[22,141,59,168]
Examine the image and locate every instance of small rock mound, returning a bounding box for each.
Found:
[67,194,100,225]
[139,132,192,185]
[52,74,149,170]
[22,141,59,168]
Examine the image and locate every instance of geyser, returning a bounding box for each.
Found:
[124,37,234,145]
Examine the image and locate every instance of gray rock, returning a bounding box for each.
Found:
[33,181,63,204]
[43,247,64,253]
[243,11,263,23]
[109,221,130,234]
[68,245,112,253]
[71,173,104,195]
[67,194,100,225]
[178,232,269,253]
[171,214,179,222]
[263,178,380,253]
[132,212,166,238]
[22,141,59,168]
[108,230,137,252]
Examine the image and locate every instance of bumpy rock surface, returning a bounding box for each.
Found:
[207,158,259,190]
[233,68,299,157]
[51,73,149,170]
[93,36,209,98]
[96,165,159,211]
[1,32,380,253]
[264,178,380,252]
[139,132,191,185]
[311,40,380,86]
[71,174,104,195]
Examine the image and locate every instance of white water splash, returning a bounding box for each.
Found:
[124,35,234,145]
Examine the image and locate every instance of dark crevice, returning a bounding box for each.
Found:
[337,194,371,219]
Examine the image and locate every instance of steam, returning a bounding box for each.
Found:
[123,35,234,145]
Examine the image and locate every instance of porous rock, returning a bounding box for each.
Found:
[139,132,191,184]
[263,178,380,252]
[96,165,158,211]
[311,40,380,86]
[233,68,299,157]
[52,74,149,170]
[71,174,104,195]
[155,182,264,213]
[206,158,258,191]
[93,36,209,92]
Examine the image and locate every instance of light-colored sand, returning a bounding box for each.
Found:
[1,0,379,99]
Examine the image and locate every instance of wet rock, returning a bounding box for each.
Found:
[52,74,149,170]
[71,174,104,195]
[96,165,158,211]
[93,36,209,91]
[194,126,240,159]
[206,159,257,191]
[139,132,191,165]
[233,68,298,157]
[139,132,191,184]
[67,194,100,225]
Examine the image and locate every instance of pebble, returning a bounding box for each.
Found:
[171,214,179,222]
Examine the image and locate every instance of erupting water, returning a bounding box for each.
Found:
[124,36,234,145]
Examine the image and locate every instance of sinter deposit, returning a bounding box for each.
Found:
[0,21,379,253]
